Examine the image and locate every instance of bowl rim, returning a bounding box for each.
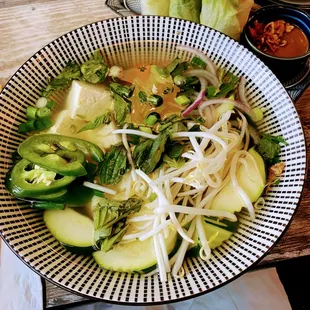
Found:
[244,4,310,60]
[0,14,307,305]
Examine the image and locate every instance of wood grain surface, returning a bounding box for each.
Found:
[1,0,310,308]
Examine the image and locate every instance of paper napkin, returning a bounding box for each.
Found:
[0,238,43,310]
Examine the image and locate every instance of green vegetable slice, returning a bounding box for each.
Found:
[18,134,104,176]
[5,159,75,198]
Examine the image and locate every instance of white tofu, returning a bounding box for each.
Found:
[95,121,122,149]
[48,110,121,150]
[66,80,114,121]
[48,110,86,136]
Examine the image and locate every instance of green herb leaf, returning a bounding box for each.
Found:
[206,70,239,100]
[97,146,130,185]
[81,50,108,84]
[257,134,288,165]
[113,94,131,126]
[93,195,143,252]
[166,143,184,158]
[77,111,112,133]
[42,61,81,97]
[139,132,169,174]
[163,155,185,169]
[110,82,135,98]
[132,140,153,168]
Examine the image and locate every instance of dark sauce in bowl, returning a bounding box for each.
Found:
[249,19,309,58]
[241,5,310,83]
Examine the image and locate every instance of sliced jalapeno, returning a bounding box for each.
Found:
[18,134,104,176]
[5,159,75,198]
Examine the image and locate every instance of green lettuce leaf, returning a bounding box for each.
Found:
[200,0,240,40]
[169,0,201,23]
[141,0,170,16]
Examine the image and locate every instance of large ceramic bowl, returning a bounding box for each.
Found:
[0,16,306,304]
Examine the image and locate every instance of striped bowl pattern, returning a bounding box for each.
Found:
[0,16,306,304]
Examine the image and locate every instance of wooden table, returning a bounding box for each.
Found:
[1,0,310,308]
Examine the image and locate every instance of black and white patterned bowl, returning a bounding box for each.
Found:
[0,16,306,304]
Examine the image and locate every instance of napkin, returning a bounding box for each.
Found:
[0,238,43,310]
[0,236,291,310]
[65,268,292,310]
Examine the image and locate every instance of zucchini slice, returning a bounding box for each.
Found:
[187,217,238,257]
[93,229,178,273]
[44,207,95,254]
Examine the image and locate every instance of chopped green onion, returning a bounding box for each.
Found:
[37,107,52,119]
[34,117,53,131]
[173,75,199,87]
[145,112,160,126]
[139,126,153,134]
[18,120,36,134]
[46,100,56,110]
[173,75,187,86]
[175,95,191,106]
[26,106,38,120]
[36,97,48,108]
[148,95,163,107]
[171,62,189,77]
[138,91,148,104]
[251,107,264,122]
[110,82,134,98]
[166,57,181,74]
[191,56,207,69]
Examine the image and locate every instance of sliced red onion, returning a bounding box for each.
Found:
[233,99,252,115]
[199,98,236,114]
[182,77,207,117]
[176,45,217,77]
[198,98,252,117]
[184,69,219,87]
[238,76,251,109]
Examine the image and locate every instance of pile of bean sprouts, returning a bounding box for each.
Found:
[87,46,264,282]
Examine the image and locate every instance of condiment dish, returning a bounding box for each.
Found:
[242,5,310,83]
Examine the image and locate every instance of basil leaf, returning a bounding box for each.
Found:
[77,111,112,133]
[42,61,81,97]
[97,146,130,185]
[94,195,143,252]
[257,134,288,165]
[113,93,131,126]
[140,132,169,174]
[81,50,108,84]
